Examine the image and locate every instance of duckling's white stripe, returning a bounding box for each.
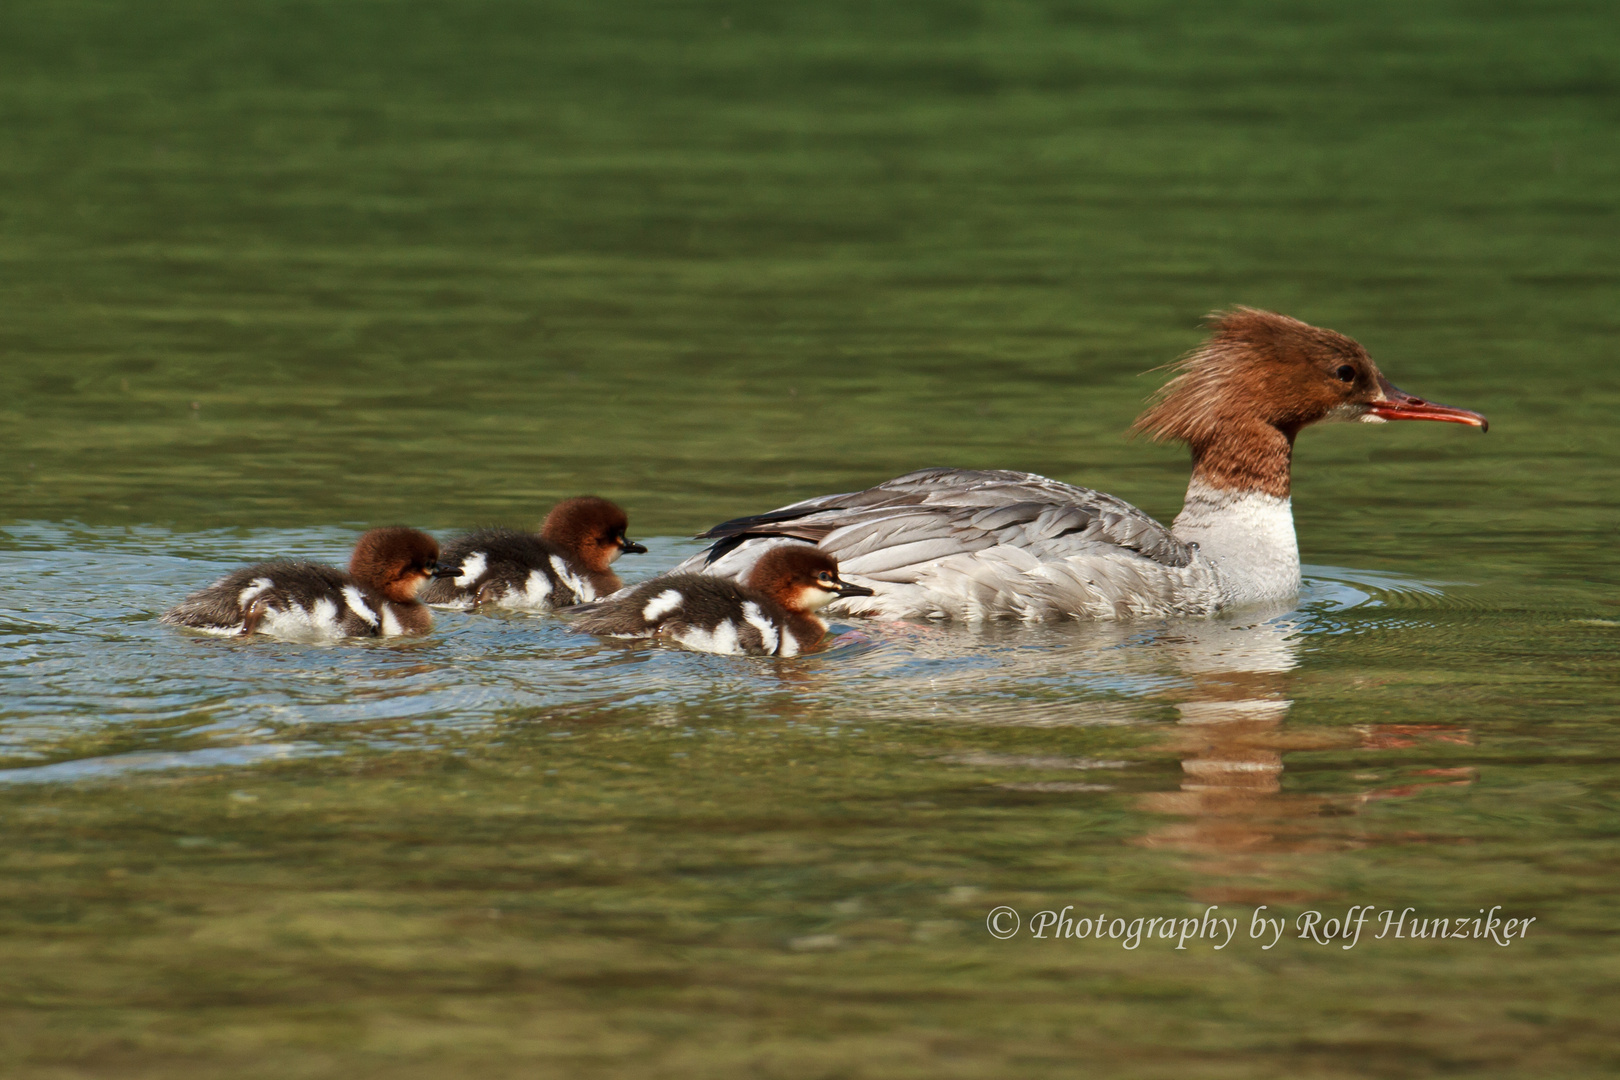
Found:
[740,601,779,654]
[522,570,554,607]
[550,555,594,602]
[342,586,379,628]
[259,597,345,642]
[642,589,683,622]
[454,552,487,588]
[237,577,274,607]
[379,605,402,636]
[675,620,741,655]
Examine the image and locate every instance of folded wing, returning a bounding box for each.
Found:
[681,469,1208,620]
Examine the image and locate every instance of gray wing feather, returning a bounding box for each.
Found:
[698,468,1192,571]
[838,536,992,579]
[678,468,1213,619]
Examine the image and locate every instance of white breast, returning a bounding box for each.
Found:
[1170,479,1301,606]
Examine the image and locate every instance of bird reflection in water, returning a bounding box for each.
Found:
[844,597,1474,881]
[1132,608,1475,881]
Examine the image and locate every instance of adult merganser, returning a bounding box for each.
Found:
[163,527,449,640]
[570,545,874,655]
[420,496,647,610]
[676,309,1488,621]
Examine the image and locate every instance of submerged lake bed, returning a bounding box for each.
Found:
[2,0,1619,1076]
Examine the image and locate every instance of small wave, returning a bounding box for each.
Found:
[0,742,329,785]
[1300,564,1472,611]
[0,529,1534,779]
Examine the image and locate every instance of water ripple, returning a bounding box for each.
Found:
[0,524,1497,781]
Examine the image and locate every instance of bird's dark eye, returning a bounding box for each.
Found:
[1335,365,1356,383]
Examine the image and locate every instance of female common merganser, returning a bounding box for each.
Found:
[163,527,448,640]
[570,545,874,655]
[676,309,1488,621]
[420,496,647,610]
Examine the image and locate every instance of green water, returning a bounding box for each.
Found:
[3,1,1619,1076]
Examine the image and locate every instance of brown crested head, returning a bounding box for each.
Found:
[1133,308,1385,446]
[540,496,646,573]
[1132,308,1486,496]
[349,527,442,604]
[745,545,875,614]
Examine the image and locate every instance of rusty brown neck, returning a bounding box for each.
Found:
[1188,421,1295,498]
[588,567,623,595]
[384,598,433,635]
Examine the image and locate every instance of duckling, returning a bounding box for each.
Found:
[162,527,447,641]
[569,545,874,656]
[420,496,646,611]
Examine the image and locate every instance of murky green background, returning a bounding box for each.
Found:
[2,1,1618,1076]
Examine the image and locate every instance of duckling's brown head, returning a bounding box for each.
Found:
[349,527,443,604]
[541,496,646,573]
[746,545,875,614]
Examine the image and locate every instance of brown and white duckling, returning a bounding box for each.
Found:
[420,496,646,611]
[569,546,874,656]
[163,527,448,641]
